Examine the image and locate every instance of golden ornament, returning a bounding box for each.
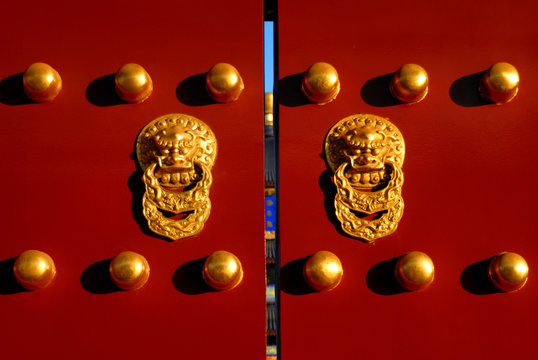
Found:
[22,62,62,102]
[136,114,217,240]
[115,63,153,103]
[395,251,435,292]
[301,62,340,105]
[13,250,56,290]
[303,251,343,291]
[109,251,150,291]
[389,63,429,104]
[325,114,405,241]
[205,63,244,103]
[488,252,528,292]
[479,62,519,104]
[202,250,243,291]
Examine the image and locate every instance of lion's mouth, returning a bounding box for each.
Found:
[155,168,199,187]
[348,169,386,187]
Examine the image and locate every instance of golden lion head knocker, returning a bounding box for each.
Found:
[136,114,217,240]
[324,114,405,242]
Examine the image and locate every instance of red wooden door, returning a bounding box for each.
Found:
[0,1,265,359]
[278,0,538,359]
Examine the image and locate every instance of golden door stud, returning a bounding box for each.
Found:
[301,62,340,105]
[202,250,243,291]
[303,251,343,291]
[22,62,62,102]
[395,251,434,291]
[109,251,150,290]
[488,252,528,292]
[13,250,56,290]
[479,62,519,104]
[389,64,429,104]
[205,63,244,103]
[115,63,153,103]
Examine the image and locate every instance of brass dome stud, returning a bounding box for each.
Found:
[202,250,244,291]
[114,63,153,103]
[109,251,150,291]
[303,251,343,292]
[479,62,519,104]
[488,252,528,292]
[389,64,429,104]
[13,250,56,290]
[205,63,244,103]
[301,62,340,105]
[22,62,62,102]
[394,251,435,291]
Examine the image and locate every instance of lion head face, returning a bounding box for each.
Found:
[153,125,197,168]
[137,114,217,188]
[326,115,404,189]
[151,125,201,187]
[342,123,391,188]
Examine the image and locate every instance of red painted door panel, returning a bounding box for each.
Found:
[0,1,265,359]
[278,1,538,359]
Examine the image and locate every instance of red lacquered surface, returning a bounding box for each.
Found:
[278,1,538,359]
[0,1,265,359]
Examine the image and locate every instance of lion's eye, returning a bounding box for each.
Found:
[372,149,380,156]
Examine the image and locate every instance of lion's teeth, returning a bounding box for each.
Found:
[171,173,180,184]
[162,174,171,183]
